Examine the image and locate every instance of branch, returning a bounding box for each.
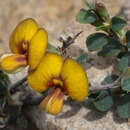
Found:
[9,76,27,94]
[89,71,125,92]
[61,31,83,51]
[22,95,44,106]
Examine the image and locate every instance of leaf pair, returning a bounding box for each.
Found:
[86,32,123,57]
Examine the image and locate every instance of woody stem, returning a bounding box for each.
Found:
[9,76,27,94]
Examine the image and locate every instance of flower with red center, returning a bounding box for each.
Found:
[28,53,89,115]
[0,18,48,73]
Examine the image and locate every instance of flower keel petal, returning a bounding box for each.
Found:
[40,88,65,115]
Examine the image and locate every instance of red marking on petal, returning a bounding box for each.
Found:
[46,77,68,94]
[15,55,27,65]
[58,90,65,99]
[18,40,29,54]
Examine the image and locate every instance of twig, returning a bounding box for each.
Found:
[89,85,119,92]
[22,95,44,106]
[89,71,125,92]
[9,76,27,94]
[61,31,83,51]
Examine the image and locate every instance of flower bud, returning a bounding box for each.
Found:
[0,54,27,73]
[95,2,109,21]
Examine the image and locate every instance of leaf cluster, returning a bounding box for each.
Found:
[76,0,130,118]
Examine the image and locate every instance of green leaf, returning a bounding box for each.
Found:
[76,9,97,24]
[98,39,122,56]
[117,94,130,118]
[126,30,130,48]
[111,16,127,32]
[118,53,130,72]
[102,75,119,84]
[76,53,89,64]
[121,77,130,92]
[93,90,114,112]
[86,33,109,51]
[47,44,60,54]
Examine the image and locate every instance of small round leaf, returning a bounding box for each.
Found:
[111,16,127,32]
[117,94,130,118]
[93,90,114,112]
[76,53,89,64]
[86,33,109,51]
[76,9,97,24]
[98,40,122,56]
[121,76,130,92]
[118,53,130,72]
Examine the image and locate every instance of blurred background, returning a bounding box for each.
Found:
[0,0,128,54]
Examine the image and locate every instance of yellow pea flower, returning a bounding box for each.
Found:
[28,53,88,115]
[0,18,48,73]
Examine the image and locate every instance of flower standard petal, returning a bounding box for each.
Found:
[9,18,38,54]
[28,53,63,92]
[61,58,89,101]
[0,54,27,73]
[28,28,48,71]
